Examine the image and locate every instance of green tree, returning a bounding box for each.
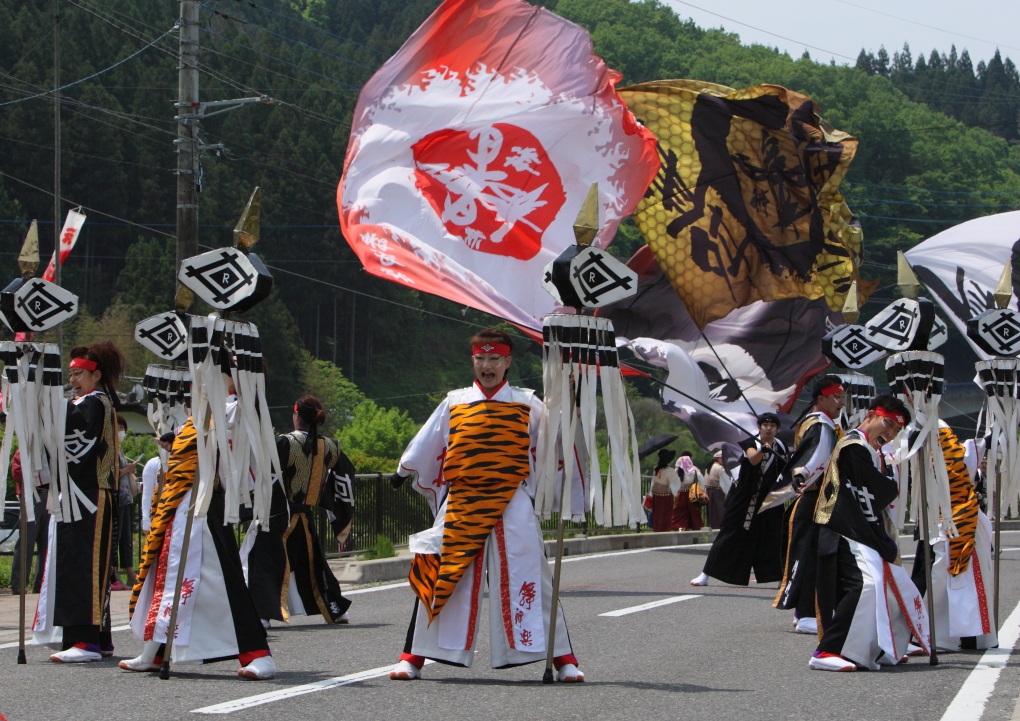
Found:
[338,399,417,461]
[297,349,366,434]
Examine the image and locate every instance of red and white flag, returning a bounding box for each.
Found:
[337,0,658,331]
[42,207,86,282]
[13,208,86,341]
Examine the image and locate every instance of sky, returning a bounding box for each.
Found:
[660,0,1020,68]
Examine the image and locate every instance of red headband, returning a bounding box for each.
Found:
[819,383,845,397]
[294,403,299,412]
[472,342,511,357]
[874,406,906,428]
[69,357,97,371]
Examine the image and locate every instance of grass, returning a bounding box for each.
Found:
[361,534,396,560]
[0,555,11,590]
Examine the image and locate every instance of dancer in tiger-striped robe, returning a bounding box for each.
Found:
[910,424,997,650]
[119,406,274,679]
[387,328,583,682]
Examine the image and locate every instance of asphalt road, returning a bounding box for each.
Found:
[3,536,1020,721]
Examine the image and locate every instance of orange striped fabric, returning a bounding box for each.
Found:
[409,401,531,623]
[939,426,979,576]
[129,419,198,616]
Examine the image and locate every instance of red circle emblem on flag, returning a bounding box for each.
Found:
[411,123,565,261]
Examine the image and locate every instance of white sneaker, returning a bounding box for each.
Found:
[795,617,818,634]
[556,663,585,683]
[261,619,272,630]
[389,659,421,680]
[690,572,709,587]
[119,655,160,672]
[808,653,856,672]
[238,655,276,680]
[50,646,102,663]
[338,612,350,625]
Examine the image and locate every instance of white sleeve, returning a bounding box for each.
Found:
[141,457,160,531]
[398,397,452,517]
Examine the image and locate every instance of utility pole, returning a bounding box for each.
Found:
[175,0,268,287]
[53,0,61,288]
[175,0,200,279]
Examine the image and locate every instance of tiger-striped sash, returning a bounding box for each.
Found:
[129,419,198,616]
[409,401,531,623]
[939,427,978,575]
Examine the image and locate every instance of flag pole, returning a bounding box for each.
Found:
[3,223,78,665]
[911,425,940,666]
[627,365,758,441]
[542,390,572,684]
[16,489,28,664]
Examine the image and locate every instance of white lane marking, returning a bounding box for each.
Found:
[600,594,701,617]
[345,581,408,594]
[560,545,708,563]
[939,599,1020,721]
[192,661,436,714]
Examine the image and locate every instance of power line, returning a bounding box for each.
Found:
[0,23,178,107]
[0,170,176,239]
[833,0,1020,55]
[664,0,859,63]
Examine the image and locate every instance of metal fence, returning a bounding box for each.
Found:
[1,475,656,564]
[224,473,653,557]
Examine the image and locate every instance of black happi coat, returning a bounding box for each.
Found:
[703,437,787,585]
[814,430,899,563]
[246,432,354,623]
[54,391,116,629]
[775,414,840,611]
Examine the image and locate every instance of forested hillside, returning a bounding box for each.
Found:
[1,0,1018,461]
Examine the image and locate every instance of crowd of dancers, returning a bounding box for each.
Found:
[14,338,994,681]
[685,375,997,671]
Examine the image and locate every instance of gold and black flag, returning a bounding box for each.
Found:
[619,80,868,328]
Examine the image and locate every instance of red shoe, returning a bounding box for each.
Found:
[110,580,131,591]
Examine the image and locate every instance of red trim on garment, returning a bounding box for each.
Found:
[972,550,992,635]
[145,513,174,640]
[494,516,515,649]
[474,379,508,399]
[465,551,485,651]
[884,562,930,657]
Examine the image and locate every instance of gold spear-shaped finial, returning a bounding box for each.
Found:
[897,251,920,300]
[17,220,40,278]
[994,262,1012,309]
[233,187,261,251]
[573,183,599,247]
[842,280,860,325]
